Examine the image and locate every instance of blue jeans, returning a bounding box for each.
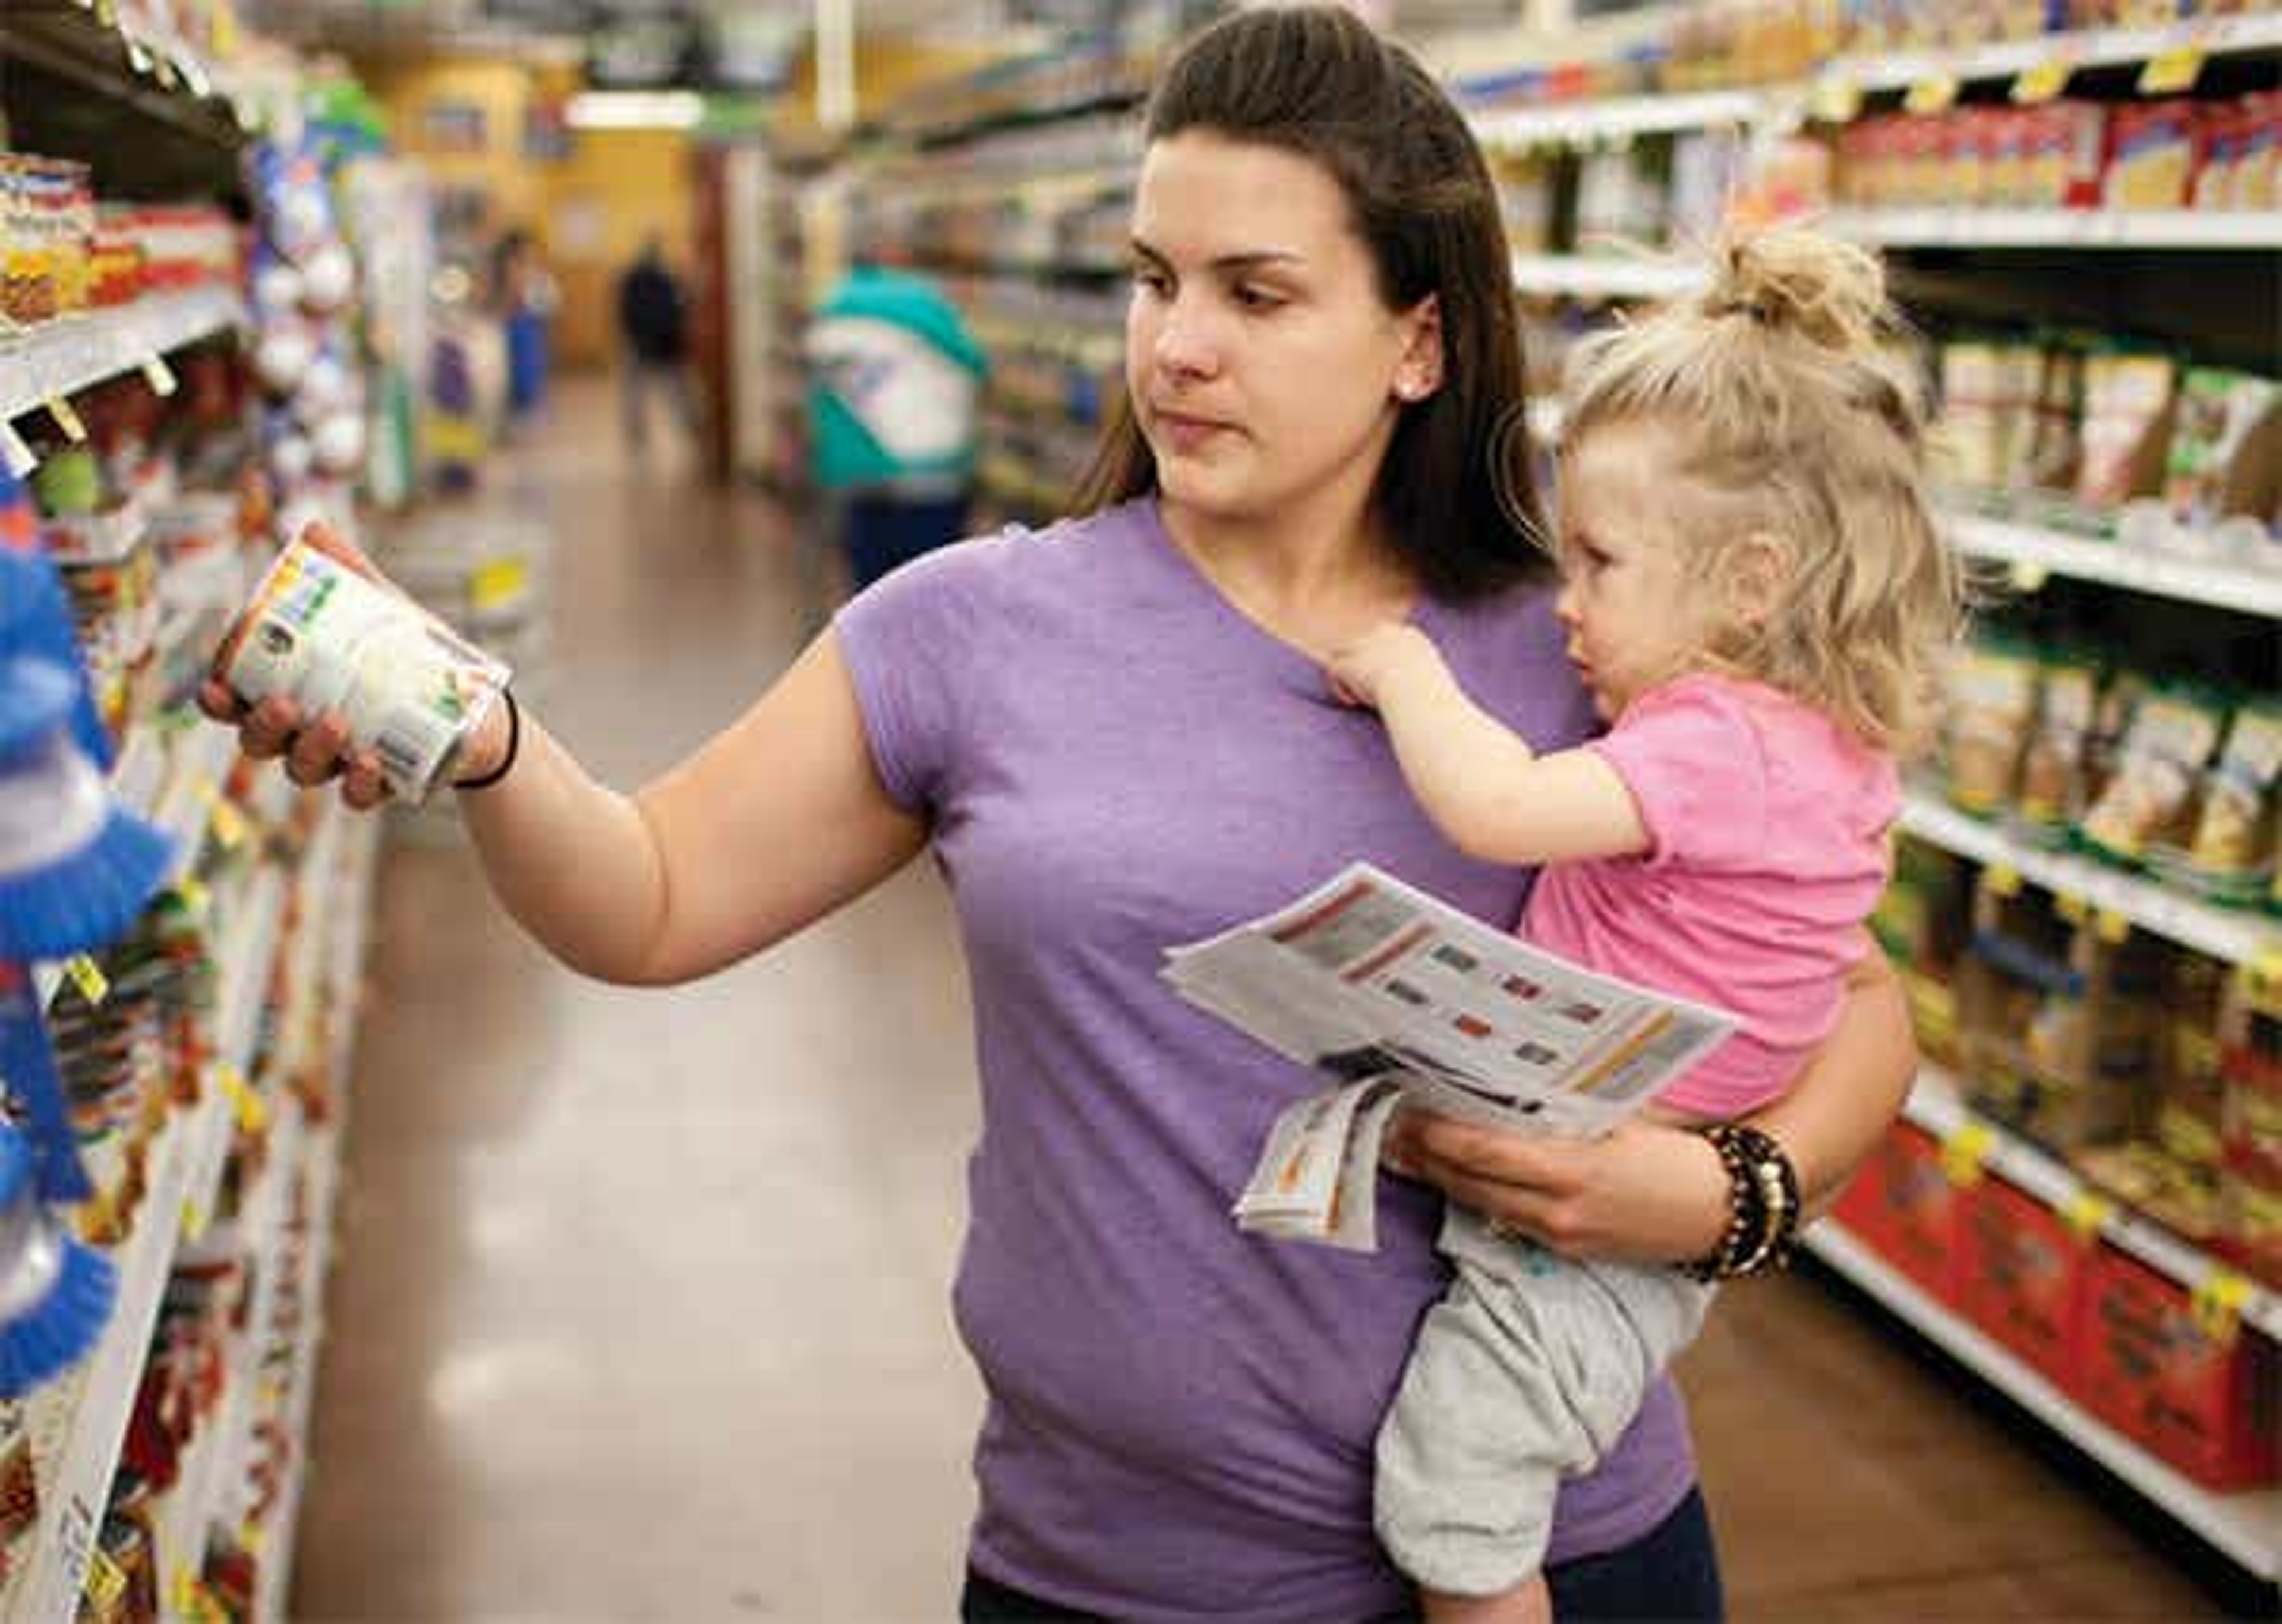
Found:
[959,1486,1724,1622]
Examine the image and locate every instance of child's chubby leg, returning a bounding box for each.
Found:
[1420,1573,1552,1624]
[1376,1207,1714,1612]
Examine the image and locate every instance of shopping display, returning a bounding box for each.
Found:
[1,2,395,1615]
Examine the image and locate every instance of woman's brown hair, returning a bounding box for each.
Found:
[1072,4,1545,603]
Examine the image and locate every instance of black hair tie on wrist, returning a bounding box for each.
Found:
[1682,1121,1801,1284]
[455,688,520,792]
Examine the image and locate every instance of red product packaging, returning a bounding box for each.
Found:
[2105,100,2202,211]
[2075,1245,2280,1489]
[1956,1174,2087,1389]
[1844,1122,1966,1302]
[2023,102,2108,209]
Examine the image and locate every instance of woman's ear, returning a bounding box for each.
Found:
[1394,295,1444,403]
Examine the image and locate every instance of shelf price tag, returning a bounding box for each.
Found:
[1983,862,2023,898]
[174,875,211,921]
[44,396,87,443]
[469,556,531,614]
[2246,948,2282,1011]
[0,422,36,479]
[2011,52,2076,106]
[1905,73,1960,116]
[196,778,248,851]
[84,1548,127,1610]
[1808,71,1862,124]
[2061,1189,2115,1241]
[2054,891,2089,926]
[139,354,179,398]
[1940,1121,1996,1187]
[2095,908,2131,945]
[2191,1269,2251,1348]
[2139,39,2207,96]
[2007,557,2050,592]
[220,1066,267,1134]
[63,954,110,1008]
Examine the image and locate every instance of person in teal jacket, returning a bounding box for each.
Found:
[806,263,989,590]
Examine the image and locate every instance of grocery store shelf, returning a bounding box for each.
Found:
[1896,790,2282,969]
[1828,12,2282,95]
[1903,1067,2282,1347]
[15,1086,229,1622]
[1471,89,1767,151]
[1948,512,2282,619]
[0,288,245,426]
[1509,254,1707,301]
[0,4,253,147]
[1803,1220,2282,1582]
[1828,209,2282,250]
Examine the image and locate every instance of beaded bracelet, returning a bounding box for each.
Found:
[1682,1122,1802,1283]
[455,688,519,791]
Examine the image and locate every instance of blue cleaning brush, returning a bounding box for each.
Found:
[0,1121,114,1398]
[0,961,95,1203]
[0,544,114,772]
[0,656,174,963]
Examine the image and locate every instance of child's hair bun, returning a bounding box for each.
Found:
[1701,226,1887,355]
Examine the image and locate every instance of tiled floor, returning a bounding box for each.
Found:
[290,386,2244,1622]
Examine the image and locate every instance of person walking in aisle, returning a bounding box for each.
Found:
[202,10,1915,1620]
[614,234,695,457]
[806,261,988,591]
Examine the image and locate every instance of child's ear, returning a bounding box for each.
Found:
[1726,532,1792,625]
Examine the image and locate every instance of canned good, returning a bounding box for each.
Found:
[218,532,510,805]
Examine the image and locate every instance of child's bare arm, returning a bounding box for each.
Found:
[1325,625,1648,866]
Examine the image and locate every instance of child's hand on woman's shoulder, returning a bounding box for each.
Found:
[1324,622,1443,710]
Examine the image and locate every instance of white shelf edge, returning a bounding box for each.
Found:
[1832,13,2282,94]
[252,1127,339,1624]
[1827,208,2282,250]
[1947,512,2282,620]
[1803,1221,2282,1581]
[0,288,245,424]
[1471,88,1768,150]
[1895,790,2282,969]
[20,1086,226,1622]
[1452,16,2282,147]
[1904,1067,2282,1346]
[1509,253,1709,300]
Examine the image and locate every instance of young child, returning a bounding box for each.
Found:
[1325,226,1963,1624]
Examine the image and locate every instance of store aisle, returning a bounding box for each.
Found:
[292,383,2227,1623]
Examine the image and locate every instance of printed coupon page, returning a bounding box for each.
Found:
[1166,861,1738,1139]
[1169,863,1738,1250]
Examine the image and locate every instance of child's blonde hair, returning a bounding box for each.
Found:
[1555,226,1965,757]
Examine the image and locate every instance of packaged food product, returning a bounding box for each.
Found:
[216,530,512,805]
[2162,368,2281,531]
[2075,349,2175,508]
[2022,102,2108,209]
[2079,685,2227,862]
[2169,701,2282,901]
[2105,100,2201,211]
[2014,650,2100,841]
[1941,641,2040,813]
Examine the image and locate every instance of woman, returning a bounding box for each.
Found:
[204,10,1913,1620]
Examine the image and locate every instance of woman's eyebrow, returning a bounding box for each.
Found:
[1129,236,1306,274]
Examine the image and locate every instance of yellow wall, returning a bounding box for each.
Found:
[365,56,696,370]
[540,129,694,368]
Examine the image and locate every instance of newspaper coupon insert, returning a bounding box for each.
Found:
[1162,862,1738,1251]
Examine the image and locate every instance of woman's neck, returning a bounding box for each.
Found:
[1160,497,1418,654]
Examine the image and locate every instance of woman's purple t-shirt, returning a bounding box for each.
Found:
[833,498,1698,1623]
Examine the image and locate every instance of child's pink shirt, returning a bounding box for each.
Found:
[1523,672,1899,1118]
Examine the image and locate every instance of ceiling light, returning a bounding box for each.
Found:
[564,90,706,130]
